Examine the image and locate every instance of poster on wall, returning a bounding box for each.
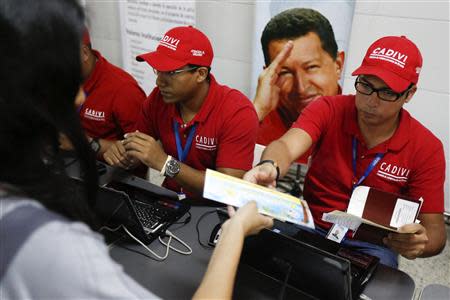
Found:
[250,1,355,149]
[119,1,195,94]
[251,1,355,96]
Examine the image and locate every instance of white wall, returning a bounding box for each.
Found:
[84,1,123,67]
[85,0,449,211]
[196,1,255,97]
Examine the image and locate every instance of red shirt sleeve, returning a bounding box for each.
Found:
[408,134,445,213]
[112,82,146,135]
[216,92,259,171]
[135,89,158,139]
[292,96,336,143]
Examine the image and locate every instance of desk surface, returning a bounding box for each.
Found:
[109,206,415,300]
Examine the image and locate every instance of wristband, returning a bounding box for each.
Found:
[160,155,172,176]
[256,159,280,181]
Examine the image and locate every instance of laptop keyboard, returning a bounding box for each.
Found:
[134,200,170,233]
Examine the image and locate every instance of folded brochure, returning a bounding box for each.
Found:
[203,169,314,228]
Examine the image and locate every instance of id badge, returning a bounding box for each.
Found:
[177,192,186,200]
[326,224,348,243]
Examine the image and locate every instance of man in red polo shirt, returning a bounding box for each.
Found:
[245,36,446,268]
[78,29,146,156]
[253,8,345,195]
[104,26,259,199]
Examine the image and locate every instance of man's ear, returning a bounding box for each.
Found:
[196,67,209,83]
[404,85,417,104]
[80,44,90,63]
[335,51,345,80]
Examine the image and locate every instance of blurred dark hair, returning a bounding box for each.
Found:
[187,64,211,80]
[0,0,99,228]
[261,8,338,66]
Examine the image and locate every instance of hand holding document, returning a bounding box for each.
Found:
[203,169,314,228]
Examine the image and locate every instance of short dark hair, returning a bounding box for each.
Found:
[188,64,211,80]
[261,8,338,66]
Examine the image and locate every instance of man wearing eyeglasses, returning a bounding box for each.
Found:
[104,26,259,199]
[244,36,446,267]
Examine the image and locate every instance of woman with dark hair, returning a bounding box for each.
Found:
[0,1,272,298]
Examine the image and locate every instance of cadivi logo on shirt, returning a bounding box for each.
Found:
[195,135,217,151]
[84,108,105,122]
[376,162,410,183]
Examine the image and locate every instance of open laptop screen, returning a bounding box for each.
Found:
[240,229,353,300]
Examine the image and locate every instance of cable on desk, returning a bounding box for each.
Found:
[99,225,127,249]
[159,230,192,255]
[122,226,171,261]
[101,225,192,260]
[196,210,217,249]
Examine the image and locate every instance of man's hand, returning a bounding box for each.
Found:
[383,223,428,259]
[243,163,278,189]
[103,139,137,169]
[59,133,74,151]
[122,131,167,171]
[253,40,293,121]
[226,201,273,237]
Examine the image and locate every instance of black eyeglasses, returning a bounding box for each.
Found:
[153,66,198,77]
[354,77,411,102]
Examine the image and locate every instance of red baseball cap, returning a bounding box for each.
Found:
[352,36,422,93]
[136,26,213,71]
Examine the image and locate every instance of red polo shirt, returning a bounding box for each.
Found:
[80,50,146,140]
[293,95,445,230]
[136,74,259,196]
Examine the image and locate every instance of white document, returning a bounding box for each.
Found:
[323,210,399,232]
[322,211,362,231]
[346,186,370,217]
[390,198,420,228]
[203,169,314,228]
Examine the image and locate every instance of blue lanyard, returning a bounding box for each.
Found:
[352,137,383,190]
[77,103,84,113]
[173,120,197,162]
[76,90,88,113]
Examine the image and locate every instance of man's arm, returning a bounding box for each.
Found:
[88,137,113,158]
[384,213,446,259]
[193,202,273,299]
[59,133,114,158]
[244,128,312,187]
[168,167,245,196]
[106,131,247,196]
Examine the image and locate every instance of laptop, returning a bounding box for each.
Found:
[65,157,190,244]
[240,228,379,300]
[63,155,179,199]
[104,181,190,244]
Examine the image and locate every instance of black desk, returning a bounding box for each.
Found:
[109,206,416,299]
